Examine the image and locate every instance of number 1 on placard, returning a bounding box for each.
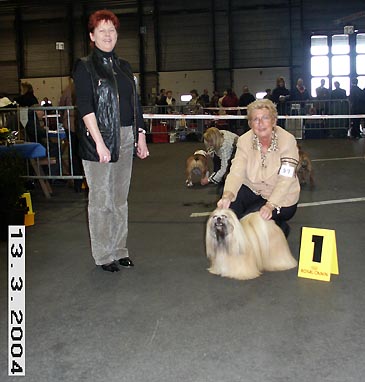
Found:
[312,235,324,263]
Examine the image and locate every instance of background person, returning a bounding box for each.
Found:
[238,85,256,133]
[271,76,290,128]
[73,9,149,273]
[201,127,238,195]
[349,77,364,139]
[217,99,300,237]
[221,88,239,132]
[14,82,38,107]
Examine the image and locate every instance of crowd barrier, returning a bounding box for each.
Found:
[0,103,364,194]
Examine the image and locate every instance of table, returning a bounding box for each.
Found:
[0,143,53,198]
[0,142,46,158]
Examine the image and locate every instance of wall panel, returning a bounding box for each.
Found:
[232,7,291,68]
[158,12,213,71]
[23,20,70,78]
[0,17,18,95]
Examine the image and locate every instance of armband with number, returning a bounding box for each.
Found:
[278,157,298,178]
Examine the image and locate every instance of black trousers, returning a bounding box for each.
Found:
[229,184,297,223]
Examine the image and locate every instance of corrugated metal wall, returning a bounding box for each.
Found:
[0,0,364,102]
[0,16,18,94]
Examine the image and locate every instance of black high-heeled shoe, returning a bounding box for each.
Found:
[118,257,134,268]
[101,262,120,272]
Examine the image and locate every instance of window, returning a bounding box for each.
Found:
[332,55,350,76]
[331,34,349,55]
[356,33,365,53]
[311,35,328,55]
[311,56,329,77]
[356,55,365,75]
[310,33,364,97]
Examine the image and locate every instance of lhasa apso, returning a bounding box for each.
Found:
[205,209,297,280]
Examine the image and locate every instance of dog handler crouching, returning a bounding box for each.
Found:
[201,127,238,195]
[217,99,300,237]
[73,10,149,272]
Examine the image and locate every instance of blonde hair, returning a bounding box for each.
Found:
[247,99,278,121]
[203,127,224,151]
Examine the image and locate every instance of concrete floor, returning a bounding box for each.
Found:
[1,137,365,382]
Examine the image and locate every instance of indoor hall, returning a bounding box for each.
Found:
[0,137,364,382]
[1,0,365,381]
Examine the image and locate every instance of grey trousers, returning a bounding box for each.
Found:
[82,126,134,265]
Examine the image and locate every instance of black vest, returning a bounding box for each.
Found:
[76,49,137,162]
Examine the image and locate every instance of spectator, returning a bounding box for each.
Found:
[238,85,256,134]
[210,90,220,108]
[316,79,329,100]
[271,76,290,127]
[349,77,364,139]
[14,82,38,107]
[263,88,273,101]
[156,88,167,114]
[156,88,166,105]
[222,88,239,132]
[238,85,256,108]
[316,79,330,115]
[165,90,176,114]
[291,78,310,102]
[187,89,202,112]
[199,88,210,107]
[331,81,347,100]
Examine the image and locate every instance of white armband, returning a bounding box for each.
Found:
[278,157,298,178]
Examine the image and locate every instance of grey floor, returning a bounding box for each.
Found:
[1,138,365,382]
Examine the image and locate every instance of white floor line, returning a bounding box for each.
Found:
[312,156,364,162]
[190,197,365,218]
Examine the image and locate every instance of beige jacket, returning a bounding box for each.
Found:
[223,126,300,208]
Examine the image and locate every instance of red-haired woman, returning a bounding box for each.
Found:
[73,10,149,272]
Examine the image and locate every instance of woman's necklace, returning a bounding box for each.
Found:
[253,130,278,168]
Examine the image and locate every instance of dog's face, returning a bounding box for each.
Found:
[208,210,234,243]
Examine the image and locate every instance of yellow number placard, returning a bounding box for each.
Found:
[298,227,339,282]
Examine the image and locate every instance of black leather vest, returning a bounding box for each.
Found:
[76,49,137,162]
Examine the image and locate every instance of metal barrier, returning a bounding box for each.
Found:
[19,106,82,181]
[285,99,351,139]
[1,104,363,197]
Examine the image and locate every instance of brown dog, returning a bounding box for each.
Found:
[297,144,314,188]
[185,150,209,187]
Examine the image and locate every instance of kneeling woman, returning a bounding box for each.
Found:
[217,99,300,237]
[201,127,238,192]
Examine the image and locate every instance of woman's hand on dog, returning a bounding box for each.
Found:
[259,204,273,220]
[200,176,209,186]
[217,197,231,209]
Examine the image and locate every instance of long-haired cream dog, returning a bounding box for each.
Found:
[205,208,297,280]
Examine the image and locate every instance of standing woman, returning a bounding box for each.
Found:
[73,10,149,272]
[217,99,300,237]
